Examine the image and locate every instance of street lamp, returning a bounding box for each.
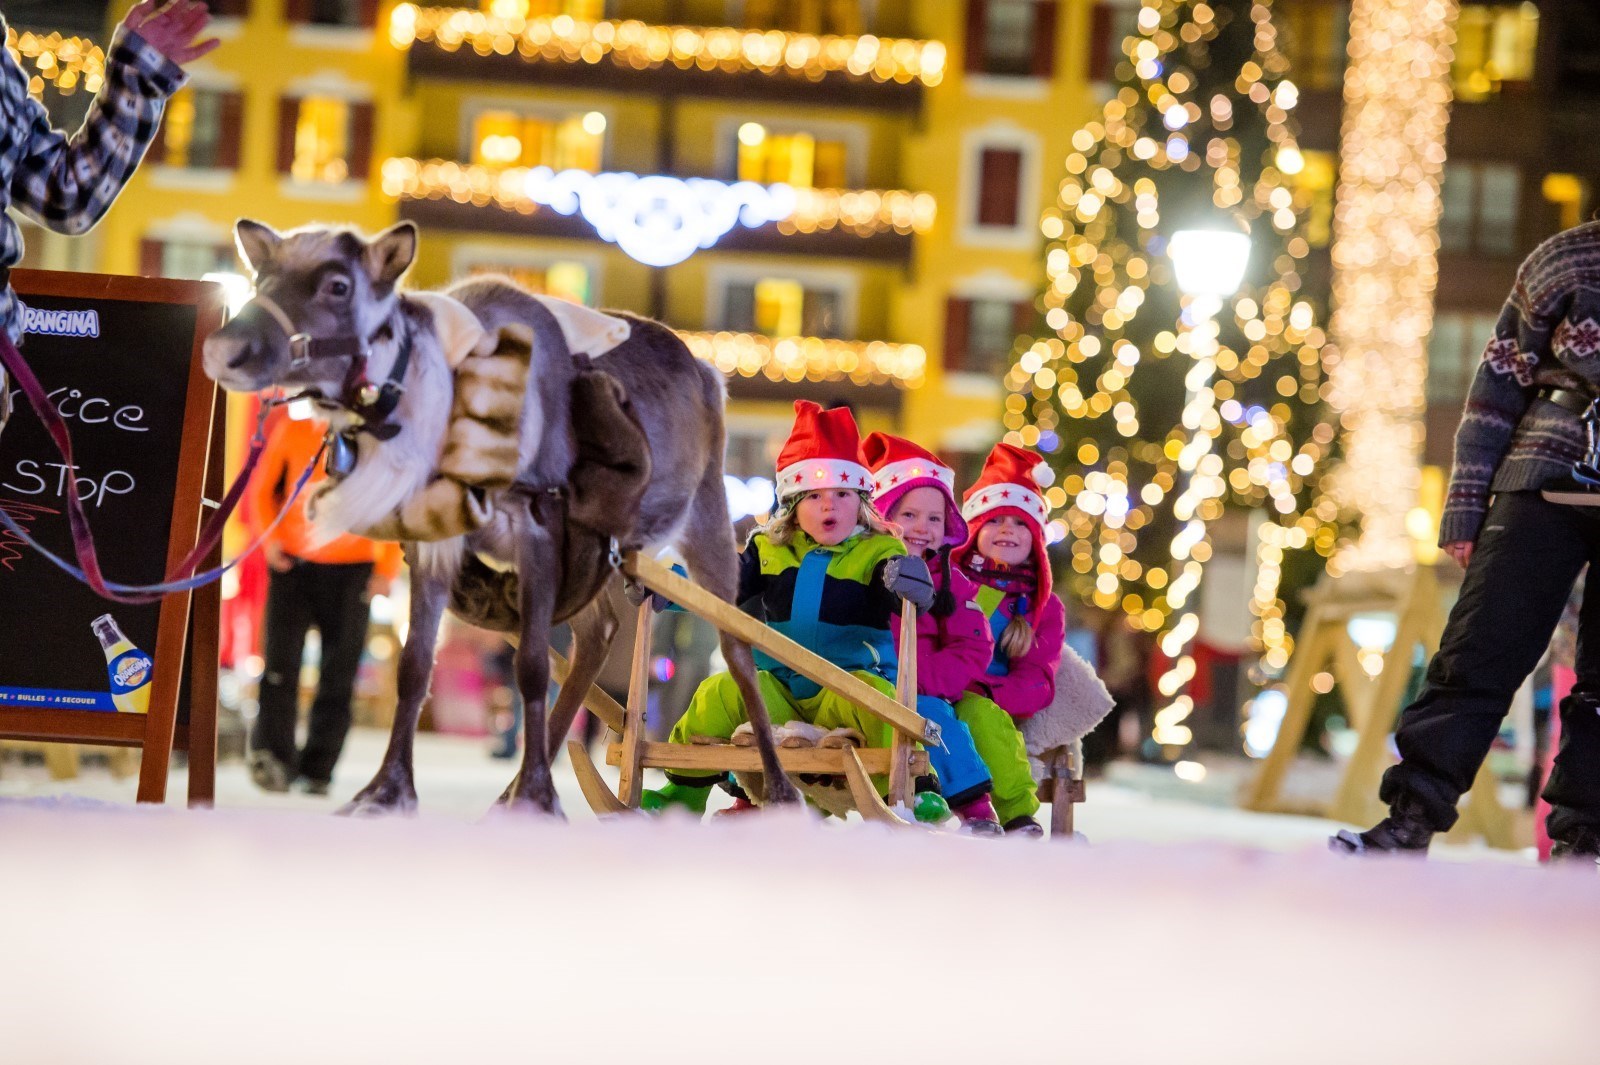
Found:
[1149,223,1253,751]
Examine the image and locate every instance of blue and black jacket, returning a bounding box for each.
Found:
[737,530,907,699]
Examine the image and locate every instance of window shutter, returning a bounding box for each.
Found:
[139,239,165,279]
[358,0,380,28]
[284,0,312,23]
[276,97,299,175]
[217,91,245,171]
[145,114,169,166]
[1088,3,1115,82]
[209,0,250,17]
[1012,298,1035,347]
[1030,1,1058,78]
[977,148,1023,228]
[964,0,989,74]
[944,297,972,372]
[347,102,375,181]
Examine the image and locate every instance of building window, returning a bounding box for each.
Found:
[278,96,373,185]
[149,87,243,171]
[976,147,1023,228]
[139,238,237,280]
[285,0,378,27]
[1279,0,1350,91]
[1453,2,1539,102]
[965,0,1057,79]
[739,0,866,35]
[1289,149,1337,248]
[735,123,848,189]
[945,296,1029,377]
[723,278,844,338]
[1543,173,1589,234]
[1439,162,1521,255]
[471,110,605,172]
[463,260,592,305]
[1087,2,1141,83]
[1427,311,1499,404]
[482,0,605,18]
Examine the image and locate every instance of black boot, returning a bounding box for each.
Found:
[1549,826,1600,866]
[1329,794,1435,855]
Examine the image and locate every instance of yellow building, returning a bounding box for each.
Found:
[73,0,1121,484]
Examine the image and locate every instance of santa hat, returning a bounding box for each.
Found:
[862,432,968,547]
[959,442,1056,621]
[775,400,873,502]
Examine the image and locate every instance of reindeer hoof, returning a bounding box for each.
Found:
[496,774,567,819]
[337,780,417,818]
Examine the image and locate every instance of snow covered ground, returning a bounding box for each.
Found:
[2,729,1593,1063]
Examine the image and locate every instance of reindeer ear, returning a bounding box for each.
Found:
[365,222,418,288]
[234,219,281,274]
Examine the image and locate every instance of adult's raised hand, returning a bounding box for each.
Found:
[123,0,221,67]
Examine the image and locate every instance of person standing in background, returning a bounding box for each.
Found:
[246,406,402,795]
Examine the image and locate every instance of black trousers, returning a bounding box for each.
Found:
[252,559,373,784]
[1383,492,1600,841]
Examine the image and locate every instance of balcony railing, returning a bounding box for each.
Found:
[390,4,943,110]
[383,158,934,264]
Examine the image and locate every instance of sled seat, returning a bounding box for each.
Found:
[1035,742,1087,840]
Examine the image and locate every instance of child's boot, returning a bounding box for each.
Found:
[1003,815,1045,838]
[714,796,762,818]
[641,780,712,816]
[955,795,1005,837]
[1329,793,1433,855]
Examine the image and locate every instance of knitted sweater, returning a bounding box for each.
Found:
[1441,221,1600,545]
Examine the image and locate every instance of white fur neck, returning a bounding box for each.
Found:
[309,298,453,542]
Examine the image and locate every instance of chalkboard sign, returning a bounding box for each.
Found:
[0,270,224,803]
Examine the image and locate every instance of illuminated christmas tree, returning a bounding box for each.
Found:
[1009,0,1339,747]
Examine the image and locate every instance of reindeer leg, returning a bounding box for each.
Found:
[544,593,620,760]
[498,505,564,818]
[339,560,450,816]
[678,475,801,808]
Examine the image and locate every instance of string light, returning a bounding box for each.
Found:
[1013,0,1339,749]
[1324,0,1459,573]
[678,331,925,388]
[5,29,104,98]
[381,158,934,244]
[389,4,947,87]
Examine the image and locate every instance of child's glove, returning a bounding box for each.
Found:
[882,555,936,613]
[622,577,672,612]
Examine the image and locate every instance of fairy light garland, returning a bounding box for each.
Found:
[1012,0,1339,748]
[5,29,105,99]
[678,331,925,388]
[1324,0,1458,574]
[380,158,934,241]
[389,4,947,87]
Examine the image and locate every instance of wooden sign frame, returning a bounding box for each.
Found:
[0,270,225,805]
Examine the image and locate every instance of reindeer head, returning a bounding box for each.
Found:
[202,219,419,398]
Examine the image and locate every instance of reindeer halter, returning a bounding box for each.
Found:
[252,291,413,442]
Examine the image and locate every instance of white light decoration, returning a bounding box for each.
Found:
[1168,229,1252,300]
[518,168,798,267]
[724,475,777,522]
[201,271,252,317]
[1326,0,1460,572]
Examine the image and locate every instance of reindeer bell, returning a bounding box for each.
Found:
[358,383,382,407]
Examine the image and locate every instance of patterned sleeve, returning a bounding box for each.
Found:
[1438,275,1551,546]
[6,27,185,236]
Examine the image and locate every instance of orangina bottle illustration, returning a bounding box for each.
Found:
[92,614,152,714]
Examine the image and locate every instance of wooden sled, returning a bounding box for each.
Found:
[562,553,933,826]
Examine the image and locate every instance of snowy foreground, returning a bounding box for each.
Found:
[3,775,1597,1064]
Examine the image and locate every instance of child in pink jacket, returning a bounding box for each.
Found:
[954,443,1067,835]
[866,433,1035,836]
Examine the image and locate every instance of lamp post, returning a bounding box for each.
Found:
[1148,226,1251,751]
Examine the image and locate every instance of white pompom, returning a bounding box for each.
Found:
[1033,462,1056,488]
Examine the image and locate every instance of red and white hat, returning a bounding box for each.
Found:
[775,400,873,502]
[959,442,1056,620]
[862,431,968,547]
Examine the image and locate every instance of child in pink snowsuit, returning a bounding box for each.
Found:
[865,432,1037,836]
[954,442,1067,835]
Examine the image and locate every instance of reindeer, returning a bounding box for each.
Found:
[202,219,800,816]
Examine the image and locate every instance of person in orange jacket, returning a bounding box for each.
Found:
[245,407,403,795]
